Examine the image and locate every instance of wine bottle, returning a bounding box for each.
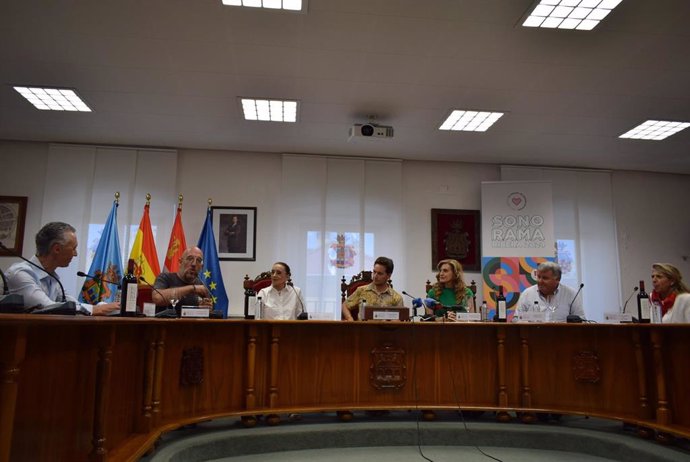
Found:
[496,285,507,322]
[637,280,651,323]
[120,259,139,317]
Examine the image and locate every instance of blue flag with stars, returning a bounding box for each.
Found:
[197,207,229,317]
[79,201,123,304]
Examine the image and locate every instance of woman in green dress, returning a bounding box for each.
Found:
[427,259,475,321]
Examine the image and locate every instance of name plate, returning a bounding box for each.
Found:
[372,310,401,321]
[181,307,210,318]
[519,312,547,323]
[603,312,633,323]
[454,312,482,322]
[306,312,334,320]
[143,302,156,317]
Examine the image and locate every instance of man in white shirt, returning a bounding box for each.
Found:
[6,222,118,315]
[515,261,585,322]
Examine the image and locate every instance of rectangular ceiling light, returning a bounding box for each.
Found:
[522,0,623,30]
[439,110,504,132]
[619,120,690,141]
[13,86,92,112]
[221,0,303,11]
[240,98,298,122]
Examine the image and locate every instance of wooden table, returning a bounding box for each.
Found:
[1,316,688,461]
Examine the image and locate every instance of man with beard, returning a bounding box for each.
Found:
[152,246,211,307]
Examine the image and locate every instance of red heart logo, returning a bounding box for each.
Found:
[511,197,522,206]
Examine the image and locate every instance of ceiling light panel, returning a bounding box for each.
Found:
[439,110,504,132]
[619,120,690,141]
[13,86,92,112]
[522,0,622,30]
[221,0,304,11]
[240,98,298,122]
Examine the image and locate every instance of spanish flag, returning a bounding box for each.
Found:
[164,205,187,273]
[129,203,161,284]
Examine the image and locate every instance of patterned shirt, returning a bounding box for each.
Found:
[345,282,404,314]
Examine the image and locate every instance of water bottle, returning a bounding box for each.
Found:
[480,301,488,321]
[359,299,366,321]
[257,296,263,320]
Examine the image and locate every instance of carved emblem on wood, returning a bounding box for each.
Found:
[572,350,601,384]
[180,347,204,386]
[369,343,406,390]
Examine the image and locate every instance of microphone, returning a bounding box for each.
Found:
[569,283,584,312]
[77,270,121,288]
[0,267,25,312]
[621,286,639,314]
[0,242,76,314]
[138,276,177,318]
[402,291,436,321]
[567,283,585,323]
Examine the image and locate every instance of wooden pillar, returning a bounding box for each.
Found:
[242,324,258,428]
[0,326,27,462]
[519,326,535,423]
[266,325,281,426]
[151,326,166,426]
[495,326,510,422]
[89,326,115,462]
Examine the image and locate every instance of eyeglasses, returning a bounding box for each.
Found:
[183,256,203,264]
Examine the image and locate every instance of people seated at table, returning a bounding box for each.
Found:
[650,263,689,317]
[256,262,306,320]
[342,256,403,321]
[425,259,475,321]
[5,221,118,315]
[515,261,585,322]
[152,247,211,307]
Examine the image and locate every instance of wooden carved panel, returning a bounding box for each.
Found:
[369,343,406,390]
[572,350,601,384]
[180,347,204,386]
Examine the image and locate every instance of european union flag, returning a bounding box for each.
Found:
[80,201,123,304]
[198,207,229,317]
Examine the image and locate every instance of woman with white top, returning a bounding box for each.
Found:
[256,262,306,320]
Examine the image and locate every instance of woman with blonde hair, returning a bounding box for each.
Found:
[650,263,689,317]
[426,259,475,320]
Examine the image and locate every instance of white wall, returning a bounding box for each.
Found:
[613,171,690,301]
[2,140,689,317]
[402,161,500,300]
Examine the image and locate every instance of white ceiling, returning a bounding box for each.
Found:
[1,0,688,174]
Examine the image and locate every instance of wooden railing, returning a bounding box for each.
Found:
[1,316,688,461]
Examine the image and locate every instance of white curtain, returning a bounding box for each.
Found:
[43,144,177,297]
[280,154,403,319]
[500,166,619,321]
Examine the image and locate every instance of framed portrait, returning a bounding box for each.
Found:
[0,196,28,256]
[431,208,481,272]
[212,206,256,261]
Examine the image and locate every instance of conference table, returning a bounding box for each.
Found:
[0,315,688,461]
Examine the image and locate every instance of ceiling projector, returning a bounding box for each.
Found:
[348,123,394,140]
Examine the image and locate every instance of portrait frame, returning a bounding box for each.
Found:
[0,196,28,256]
[212,206,256,261]
[431,208,481,272]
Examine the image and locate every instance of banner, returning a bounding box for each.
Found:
[198,207,229,317]
[164,205,187,273]
[79,201,123,303]
[481,181,555,319]
[129,203,161,285]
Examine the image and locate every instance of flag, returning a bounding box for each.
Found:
[79,201,123,303]
[129,203,161,285]
[198,207,229,317]
[164,205,187,272]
